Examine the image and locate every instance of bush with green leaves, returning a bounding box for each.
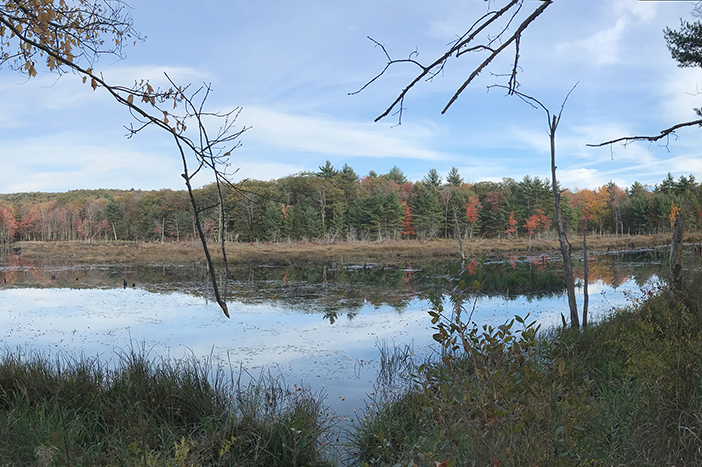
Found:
[355,261,588,466]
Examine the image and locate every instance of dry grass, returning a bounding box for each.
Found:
[13,232,701,266]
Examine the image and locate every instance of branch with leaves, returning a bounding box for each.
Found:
[0,1,247,317]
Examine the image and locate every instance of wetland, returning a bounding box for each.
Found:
[0,241,678,420]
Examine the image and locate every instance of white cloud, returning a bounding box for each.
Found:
[558,167,606,189]
[661,67,702,123]
[556,17,628,66]
[242,107,447,161]
[612,0,657,24]
[1,132,183,192]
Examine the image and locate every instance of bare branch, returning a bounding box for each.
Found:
[442,1,551,114]
[555,82,579,127]
[587,118,702,147]
[348,37,427,97]
[351,0,552,123]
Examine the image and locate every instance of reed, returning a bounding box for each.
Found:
[0,346,332,466]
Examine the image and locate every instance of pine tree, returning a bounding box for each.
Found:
[423,168,442,189]
[445,167,463,187]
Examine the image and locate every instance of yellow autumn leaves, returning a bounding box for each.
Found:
[0,0,134,77]
[669,201,681,228]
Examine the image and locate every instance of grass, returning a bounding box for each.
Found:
[14,232,701,266]
[352,274,702,466]
[0,346,333,467]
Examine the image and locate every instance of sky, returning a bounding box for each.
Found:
[1,0,702,194]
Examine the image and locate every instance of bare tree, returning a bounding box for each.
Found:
[489,84,581,328]
[0,1,245,317]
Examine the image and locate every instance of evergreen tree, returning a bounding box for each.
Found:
[330,203,346,239]
[513,176,552,224]
[337,164,359,205]
[385,166,408,185]
[105,200,123,241]
[423,168,442,189]
[347,197,374,239]
[666,19,702,71]
[301,202,324,239]
[445,166,463,187]
[263,201,284,241]
[318,160,338,179]
[409,182,442,238]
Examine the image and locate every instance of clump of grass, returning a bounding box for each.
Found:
[0,346,332,466]
[561,278,702,465]
[353,265,702,466]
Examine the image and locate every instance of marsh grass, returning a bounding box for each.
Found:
[353,272,702,467]
[16,232,698,266]
[0,346,333,466]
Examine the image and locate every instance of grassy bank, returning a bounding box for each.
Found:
[0,348,333,467]
[13,232,701,265]
[353,274,702,466]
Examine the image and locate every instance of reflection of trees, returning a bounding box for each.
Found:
[322,309,359,324]
[572,252,665,289]
[1,251,679,317]
[479,262,564,299]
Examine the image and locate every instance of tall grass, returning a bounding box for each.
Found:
[0,346,333,466]
[353,267,702,466]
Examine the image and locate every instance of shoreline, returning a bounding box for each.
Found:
[9,233,699,266]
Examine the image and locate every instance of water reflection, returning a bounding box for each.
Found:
[0,250,671,316]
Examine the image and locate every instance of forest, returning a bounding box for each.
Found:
[0,163,697,245]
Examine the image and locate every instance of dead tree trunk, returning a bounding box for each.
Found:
[175,137,230,318]
[582,220,589,328]
[453,205,465,267]
[670,212,684,295]
[549,114,579,328]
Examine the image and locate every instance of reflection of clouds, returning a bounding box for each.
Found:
[0,277,645,418]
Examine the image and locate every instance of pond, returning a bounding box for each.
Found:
[0,248,674,421]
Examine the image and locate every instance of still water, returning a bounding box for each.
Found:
[0,249,669,419]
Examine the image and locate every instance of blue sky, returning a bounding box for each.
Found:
[1,0,701,193]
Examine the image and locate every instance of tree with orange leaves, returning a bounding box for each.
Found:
[524,209,550,250]
[669,201,682,228]
[504,211,517,238]
[465,195,482,239]
[401,201,416,238]
[0,205,17,244]
[524,209,550,237]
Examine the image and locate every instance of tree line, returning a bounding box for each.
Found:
[0,164,698,245]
